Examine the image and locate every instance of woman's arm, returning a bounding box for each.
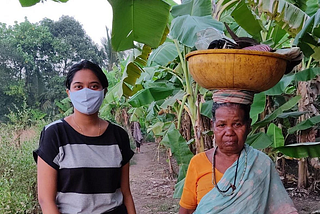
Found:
[179,206,195,214]
[121,163,136,214]
[37,156,60,214]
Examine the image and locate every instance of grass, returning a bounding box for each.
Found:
[0,124,41,213]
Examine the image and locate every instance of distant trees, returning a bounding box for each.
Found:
[0,16,106,121]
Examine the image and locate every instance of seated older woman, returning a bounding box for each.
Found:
[179,90,298,214]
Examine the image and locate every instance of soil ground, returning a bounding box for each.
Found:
[130,142,180,214]
[130,142,320,214]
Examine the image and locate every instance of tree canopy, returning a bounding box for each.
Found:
[0,16,106,121]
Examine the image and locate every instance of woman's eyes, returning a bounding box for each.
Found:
[90,85,100,89]
[73,85,100,90]
[217,124,225,127]
[74,85,83,89]
[234,123,243,127]
[216,123,243,128]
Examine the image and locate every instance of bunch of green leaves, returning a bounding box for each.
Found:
[0,124,42,213]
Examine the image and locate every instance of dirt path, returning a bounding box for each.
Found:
[129,142,320,214]
[130,142,180,214]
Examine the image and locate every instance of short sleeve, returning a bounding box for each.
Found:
[120,130,134,165]
[112,123,134,166]
[33,125,60,170]
[179,156,198,210]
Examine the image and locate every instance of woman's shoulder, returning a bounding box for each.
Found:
[43,119,64,131]
[247,145,273,163]
[108,121,128,134]
[190,150,209,163]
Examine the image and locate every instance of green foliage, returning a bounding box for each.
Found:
[0,124,42,213]
[288,115,320,134]
[108,0,171,51]
[170,15,224,47]
[276,142,320,158]
[6,99,46,128]
[230,0,264,40]
[251,96,302,133]
[19,0,68,7]
[265,67,320,95]
[128,86,176,107]
[294,9,320,60]
[246,132,273,150]
[267,123,285,148]
[0,15,106,120]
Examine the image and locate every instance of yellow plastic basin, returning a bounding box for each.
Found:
[186,49,288,92]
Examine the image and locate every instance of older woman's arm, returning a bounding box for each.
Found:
[37,157,60,214]
[179,206,195,214]
[121,163,136,214]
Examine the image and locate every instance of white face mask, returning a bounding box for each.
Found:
[69,88,105,115]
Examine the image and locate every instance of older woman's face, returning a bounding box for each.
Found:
[213,105,250,155]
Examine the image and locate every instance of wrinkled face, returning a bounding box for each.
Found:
[213,105,250,155]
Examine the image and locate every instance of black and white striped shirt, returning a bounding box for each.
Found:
[34,119,134,214]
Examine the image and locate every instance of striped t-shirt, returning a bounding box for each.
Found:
[33,119,134,214]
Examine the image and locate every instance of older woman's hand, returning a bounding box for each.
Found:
[179,206,195,214]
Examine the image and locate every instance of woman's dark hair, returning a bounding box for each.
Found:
[212,102,251,123]
[65,60,108,89]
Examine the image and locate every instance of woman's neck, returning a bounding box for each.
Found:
[73,110,100,125]
[216,148,240,162]
[214,148,240,173]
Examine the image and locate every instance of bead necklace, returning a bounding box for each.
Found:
[72,115,101,136]
[212,146,247,196]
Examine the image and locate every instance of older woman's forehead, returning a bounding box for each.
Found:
[216,105,245,115]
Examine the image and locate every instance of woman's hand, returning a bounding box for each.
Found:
[121,163,137,214]
[37,157,60,214]
[179,206,195,214]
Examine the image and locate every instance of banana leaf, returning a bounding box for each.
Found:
[170,15,224,47]
[295,67,320,81]
[249,0,309,36]
[277,111,308,118]
[20,0,68,7]
[250,92,266,124]
[264,74,295,95]
[129,107,145,122]
[201,100,213,119]
[160,124,194,165]
[305,0,319,16]
[288,115,320,134]
[173,177,185,199]
[160,124,194,196]
[230,0,263,40]
[276,142,320,158]
[171,0,212,18]
[246,132,273,149]
[251,95,301,132]
[108,0,170,51]
[19,0,40,6]
[293,9,320,59]
[122,45,152,97]
[147,42,180,66]
[160,90,186,109]
[267,123,285,148]
[265,67,320,95]
[147,121,165,136]
[128,86,175,107]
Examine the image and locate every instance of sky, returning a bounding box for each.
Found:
[0,0,114,45]
[1,0,181,46]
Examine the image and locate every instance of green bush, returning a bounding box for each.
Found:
[0,125,41,213]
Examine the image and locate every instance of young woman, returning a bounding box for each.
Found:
[34,60,136,214]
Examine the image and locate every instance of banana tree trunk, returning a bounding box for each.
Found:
[297,81,317,189]
[194,94,205,153]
